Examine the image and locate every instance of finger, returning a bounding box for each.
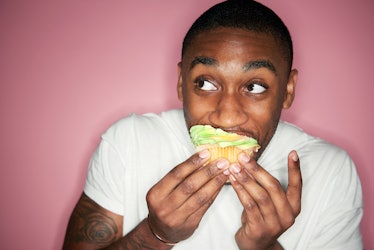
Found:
[169,158,229,206]
[238,153,290,202]
[153,150,211,197]
[153,172,227,242]
[229,168,266,224]
[237,151,301,228]
[286,150,302,215]
[146,150,211,216]
[180,182,223,227]
[236,154,291,226]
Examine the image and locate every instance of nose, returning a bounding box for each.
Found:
[208,92,248,128]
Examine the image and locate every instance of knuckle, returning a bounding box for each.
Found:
[189,153,202,166]
[268,180,282,193]
[283,215,296,228]
[214,174,227,186]
[238,173,251,183]
[169,166,184,181]
[205,165,216,178]
[146,188,157,205]
[294,205,301,215]
[180,179,196,195]
[162,216,179,229]
[195,192,210,206]
[243,199,256,211]
[157,207,170,219]
[241,175,251,183]
[256,191,271,206]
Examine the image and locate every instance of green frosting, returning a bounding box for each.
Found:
[189,125,260,149]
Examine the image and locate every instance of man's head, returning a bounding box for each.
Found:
[182,0,293,73]
[178,0,298,158]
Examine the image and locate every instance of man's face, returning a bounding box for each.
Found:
[178,27,297,158]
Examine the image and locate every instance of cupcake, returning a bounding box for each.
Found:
[190,125,260,164]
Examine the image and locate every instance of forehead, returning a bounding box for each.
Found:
[182,28,287,74]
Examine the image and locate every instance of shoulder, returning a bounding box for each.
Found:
[97,109,193,157]
[276,121,348,156]
[263,121,353,173]
[276,122,363,249]
[102,109,186,141]
[283,123,359,189]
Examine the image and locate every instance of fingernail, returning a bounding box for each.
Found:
[199,150,210,159]
[229,175,237,182]
[223,169,230,176]
[292,151,299,162]
[230,163,241,174]
[216,159,229,169]
[239,153,250,163]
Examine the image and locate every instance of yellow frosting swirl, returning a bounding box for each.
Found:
[190,125,260,150]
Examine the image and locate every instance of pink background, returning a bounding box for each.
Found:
[1,0,373,249]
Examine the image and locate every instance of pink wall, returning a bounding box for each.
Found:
[0,0,373,249]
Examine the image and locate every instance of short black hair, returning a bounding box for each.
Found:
[182,0,293,72]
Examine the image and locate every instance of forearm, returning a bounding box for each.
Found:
[104,218,174,250]
[63,193,173,250]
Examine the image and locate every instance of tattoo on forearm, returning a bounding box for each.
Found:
[65,195,167,249]
[66,194,118,246]
[80,212,117,244]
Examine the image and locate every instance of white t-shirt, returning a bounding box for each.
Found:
[84,109,363,249]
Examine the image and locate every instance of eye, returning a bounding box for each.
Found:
[245,82,268,94]
[194,78,218,91]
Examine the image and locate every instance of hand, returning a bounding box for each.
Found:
[146,150,230,244]
[229,150,302,250]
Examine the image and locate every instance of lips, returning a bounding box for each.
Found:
[220,128,257,141]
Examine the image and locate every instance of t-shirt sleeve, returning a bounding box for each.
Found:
[84,138,126,216]
[308,152,363,250]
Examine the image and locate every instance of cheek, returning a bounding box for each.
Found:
[182,88,217,126]
[262,108,283,152]
[248,98,283,140]
[183,98,216,125]
[250,94,282,121]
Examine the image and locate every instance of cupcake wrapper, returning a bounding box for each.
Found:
[196,145,255,163]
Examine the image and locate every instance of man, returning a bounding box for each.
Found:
[63,1,363,249]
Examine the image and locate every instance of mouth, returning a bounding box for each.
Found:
[188,123,260,146]
[221,127,257,141]
[220,127,262,158]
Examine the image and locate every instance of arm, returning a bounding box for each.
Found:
[63,193,174,250]
[63,193,123,249]
[64,150,230,249]
[228,150,302,250]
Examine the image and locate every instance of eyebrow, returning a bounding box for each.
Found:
[190,56,277,74]
[190,56,218,70]
[243,60,277,74]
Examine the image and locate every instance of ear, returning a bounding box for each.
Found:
[177,62,183,102]
[282,69,298,109]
